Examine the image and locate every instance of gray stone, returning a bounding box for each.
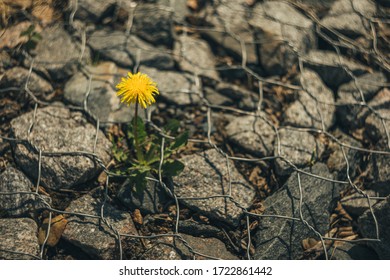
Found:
[337,72,386,128]
[132,2,174,47]
[338,72,386,103]
[367,153,390,194]
[10,104,111,190]
[303,50,369,87]
[249,1,316,75]
[73,0,116,22]
[202,0,258,65]
[254,163,340,260]
[26,25,90,80]
[174,34,219,80]
[320,0,376,37]
[172,149,255,226]
[364,89,390,142]
[283,70,335,130]
[62,188,138,259]
[139,236,182,260]
[64,61,133,123]
[274,129,325,176]
[329,242,378,260]
[0,218,39,260]
[170,0,191,23]
[215,82,259,110]
[176,233,239,260]
[0,167,47,217]
[0,67,53,96]
[341,190,379,217]
[203,87,234,106]
[88,29,175,70]
[326,129,362,180]
[358,196,390,259]
[225,114,275,157]
[139,66,200,106]
[117,177,169,214]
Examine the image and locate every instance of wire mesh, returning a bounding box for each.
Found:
[0,0,389,260]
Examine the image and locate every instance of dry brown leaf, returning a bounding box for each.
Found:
[302,238,319,250]
[187,0,205,11]
[132,209,143,225]
[38,214,68,247]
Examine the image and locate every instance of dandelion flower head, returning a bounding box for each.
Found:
[116,72,159,109]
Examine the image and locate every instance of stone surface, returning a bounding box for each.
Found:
[202,0,258,65]
[274,129,325,176]
[132,2,174,47]
[172,149,255,226]
[0,218,39,260]
[329,242,378,260]
[303,50,369,87]
[64,61,133,123]
[367,153,390,193]
[174,34,219,80]
[249,1,316,75]
[254,163,340,260]
[139,66,200,106]
[337,72,386,129]
[340,190,379,217]
[11,104,111,190]
[225,114,275,157]
[117,177,169,214]
[320,0,376,37]
[0,67,53,96]
[0,167,46,217]
[326,129,362,180]
[283,70,335,130]
[176,233,239,260]
[203,87,234,107]
[215,81,259,110]
[62,187,138,259]
[73,0,116,22]
[139,236,182,260]
[26,25,90,80]
[88,29,174,70]
[358,196,390,259]
[364,89,390,142]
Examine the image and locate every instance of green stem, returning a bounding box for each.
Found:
[133,102,145,163]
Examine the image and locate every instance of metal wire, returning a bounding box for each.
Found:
[0,0,389,260]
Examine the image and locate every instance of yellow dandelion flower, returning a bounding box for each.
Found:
[116,72,159,109]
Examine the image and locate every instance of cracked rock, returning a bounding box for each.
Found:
[0,218,39,260]
[172,149,255,226]
[11,104,111,190]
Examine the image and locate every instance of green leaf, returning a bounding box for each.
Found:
[30,32,42,42]
[170,131,189,150]
[20,25,35,37]
[145,142,158,163]
[164,119,180,134]
[130,169,149,194]
[162,159,185,177]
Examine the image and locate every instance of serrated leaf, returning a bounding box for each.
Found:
[162,159,185,177]
[130,170,149,195]
[170,131,189,150]
[164,119,180,134]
